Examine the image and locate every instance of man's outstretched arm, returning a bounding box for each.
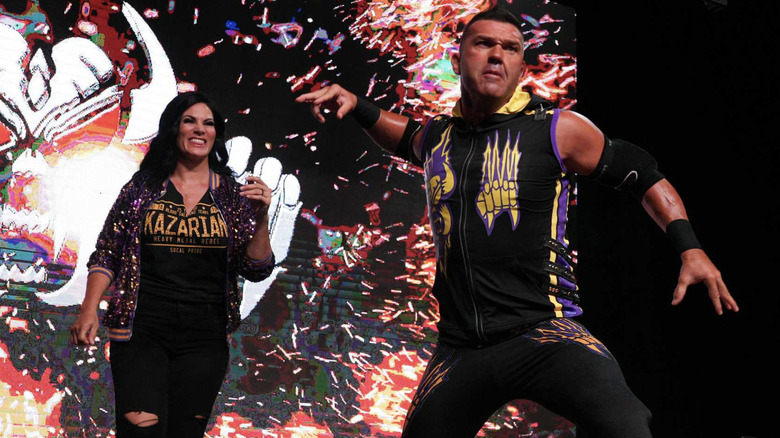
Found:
[556,109,739,315]
[296,84,422,159]
[640,181,738,314]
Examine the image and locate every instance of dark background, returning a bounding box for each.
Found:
[558,1,777,437]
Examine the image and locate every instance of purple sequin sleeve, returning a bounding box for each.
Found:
[86,179,139,280]
[226,180,276,282]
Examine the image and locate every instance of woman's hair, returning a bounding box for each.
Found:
[139,91,233,185]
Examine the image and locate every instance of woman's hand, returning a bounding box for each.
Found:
[70,309,100,346]
[240,175,271,220]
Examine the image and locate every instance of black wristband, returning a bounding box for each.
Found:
[665,219,702,254]
[352,96,381,129]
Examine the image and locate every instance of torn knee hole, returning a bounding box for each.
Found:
[124,411,159,427]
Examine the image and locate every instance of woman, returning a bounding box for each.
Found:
[69,91,275,437]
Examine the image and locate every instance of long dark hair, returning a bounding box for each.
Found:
[139,91,233,185]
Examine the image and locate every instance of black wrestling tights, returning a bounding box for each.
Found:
[401,318,653,438]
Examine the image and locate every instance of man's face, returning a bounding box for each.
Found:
[451,19,525,104]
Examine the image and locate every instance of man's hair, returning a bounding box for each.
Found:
[460,6,524,43]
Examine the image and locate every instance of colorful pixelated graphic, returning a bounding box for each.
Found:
[0,0,576,436]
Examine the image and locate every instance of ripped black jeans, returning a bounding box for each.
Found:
[109,292,229,438]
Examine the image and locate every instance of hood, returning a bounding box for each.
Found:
[452,87,554,121]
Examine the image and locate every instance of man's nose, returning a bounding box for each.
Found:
[488,46,504,63]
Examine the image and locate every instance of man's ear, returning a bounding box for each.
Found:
[519,60,527,82]
[450,51,460,75]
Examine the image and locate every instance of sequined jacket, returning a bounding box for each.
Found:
[87,169,275,341]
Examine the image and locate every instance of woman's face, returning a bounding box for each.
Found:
[176,102,216,163]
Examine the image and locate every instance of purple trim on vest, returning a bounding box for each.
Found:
[551,109,576,291]
[558,297,584,318]
[550,109,566,174]
[555,178,569,248]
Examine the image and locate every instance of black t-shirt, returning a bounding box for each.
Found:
[140,181,229,303]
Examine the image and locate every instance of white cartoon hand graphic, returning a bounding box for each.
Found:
[226,136,302,319]
[0,2,177,306]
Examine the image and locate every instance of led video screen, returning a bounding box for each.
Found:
[0,0,576,435]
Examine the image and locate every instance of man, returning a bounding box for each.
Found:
[296,6,738,437]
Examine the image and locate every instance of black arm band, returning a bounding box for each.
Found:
[590,136,665,200]
[666,219,702,254]
[394,119,422,163]
[351,96,381,129]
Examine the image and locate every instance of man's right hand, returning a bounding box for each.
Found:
[295,84,357,123]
